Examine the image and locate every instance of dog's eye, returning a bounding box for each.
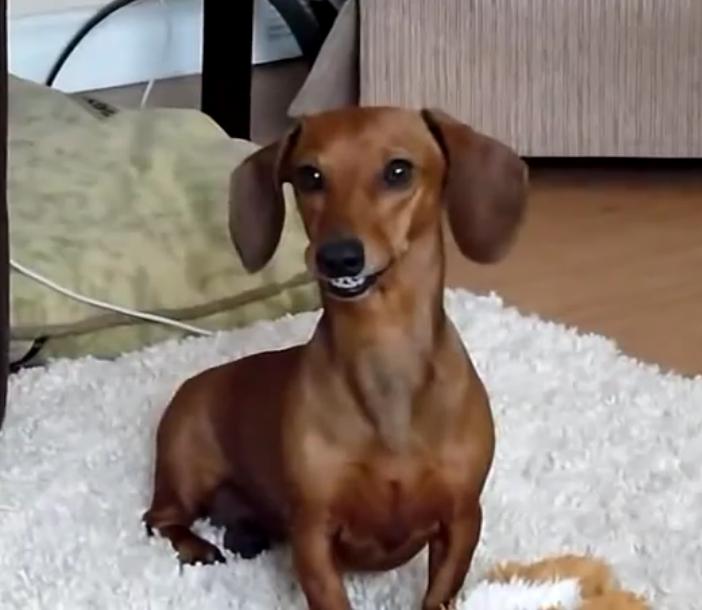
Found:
[294,165,325,193]
[382,159,414,188]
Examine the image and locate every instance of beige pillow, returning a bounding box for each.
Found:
[8,76,318,362]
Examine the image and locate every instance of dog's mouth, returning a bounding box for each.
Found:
[323,269,386,300]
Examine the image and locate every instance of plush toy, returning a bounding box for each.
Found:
[481,554,649,610]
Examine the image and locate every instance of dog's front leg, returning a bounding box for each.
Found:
[424,503,482,610]
[292,517,351,610]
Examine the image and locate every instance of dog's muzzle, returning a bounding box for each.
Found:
[315,238,382,299]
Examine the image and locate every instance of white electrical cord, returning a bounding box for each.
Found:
[10,259,213,337]
[140,0,172,108]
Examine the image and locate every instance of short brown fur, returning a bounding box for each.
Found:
[144,106,527,609]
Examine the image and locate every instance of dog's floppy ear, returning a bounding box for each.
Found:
[228,126,299,273]
[421,109,528,263]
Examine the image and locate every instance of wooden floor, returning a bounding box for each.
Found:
[93,67,702,376]
[446,164,702,376]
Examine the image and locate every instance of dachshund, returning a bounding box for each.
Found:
[143,106,528,610]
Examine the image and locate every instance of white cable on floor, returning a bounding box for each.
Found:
[140,0,172,108]
[10,259,213,337]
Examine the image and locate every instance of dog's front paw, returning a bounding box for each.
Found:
[178,538,226,566]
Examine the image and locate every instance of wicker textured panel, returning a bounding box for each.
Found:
[360,0,702,157]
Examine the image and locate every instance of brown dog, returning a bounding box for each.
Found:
[143,106,527,610]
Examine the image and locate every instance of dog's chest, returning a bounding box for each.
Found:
[333,455,449,557]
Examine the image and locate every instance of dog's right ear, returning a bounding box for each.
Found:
[228,126,300,273]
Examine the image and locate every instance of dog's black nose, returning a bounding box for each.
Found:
[316,238,365,278]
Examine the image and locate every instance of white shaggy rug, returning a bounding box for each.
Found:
[1,289,699,609]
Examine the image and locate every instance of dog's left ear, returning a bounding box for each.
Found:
[228,126,299,273]
[421,109,528,263]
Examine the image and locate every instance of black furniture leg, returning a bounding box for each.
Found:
[0,0,8,430]
[201,0,254,139]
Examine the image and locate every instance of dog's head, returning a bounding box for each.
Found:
[229,107,527,301]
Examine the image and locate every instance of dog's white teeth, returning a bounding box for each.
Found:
[330,276,365,290]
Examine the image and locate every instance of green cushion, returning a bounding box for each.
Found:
[7,77,318,361]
